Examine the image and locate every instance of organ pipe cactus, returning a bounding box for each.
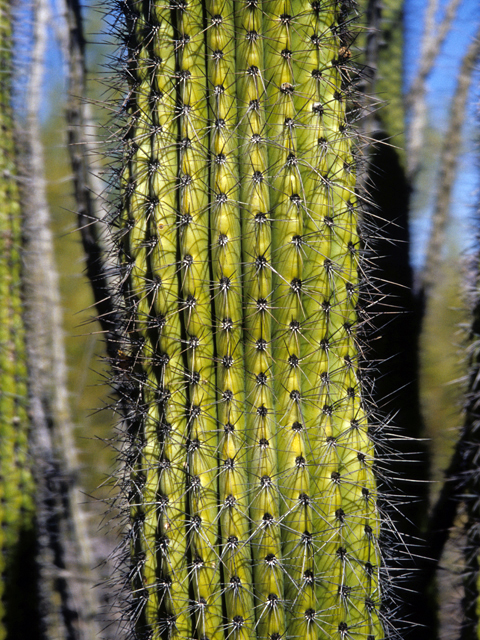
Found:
[113,1,384,639]
[457,277,480,640]
[0,1,36,637]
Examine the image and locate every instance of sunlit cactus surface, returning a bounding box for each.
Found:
[112,1,384,639]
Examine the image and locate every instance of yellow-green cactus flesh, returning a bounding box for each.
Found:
[116,2,384,639]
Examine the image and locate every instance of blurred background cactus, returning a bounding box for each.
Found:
[0,2,37,637]
[0,0,479,639]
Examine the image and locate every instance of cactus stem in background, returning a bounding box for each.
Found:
[0,1,36,638]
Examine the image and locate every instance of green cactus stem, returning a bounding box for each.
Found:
[0,1,36,637]
[113,2,384,639]
[457,285,480,640]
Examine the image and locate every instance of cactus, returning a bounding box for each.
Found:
[112,1,385,639]
[451,278,480,640]
[0,1,36,637]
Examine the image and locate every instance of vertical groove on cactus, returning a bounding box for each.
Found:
[180,3,224,637]
[236,4,284,639]
[293,4,382,638]
[112,2,385,639]
[263,4,314,638]
[121,3,191,636]
[208,3,256,638]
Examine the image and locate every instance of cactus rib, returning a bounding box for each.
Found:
[236,3,285,639]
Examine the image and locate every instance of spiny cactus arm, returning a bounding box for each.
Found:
[292,2,383,638]
[263,5,318,639]
[206,3,257,638]
[0,159,22,544]
[235,4,285,639]
[0,3,36,638]
[120,3,191,637]
[454,281,480,640]
[0,139,33,532]
[177,4,225,638]
[0,167,25,640]
[112,2,388,639]
[0,0,29,519]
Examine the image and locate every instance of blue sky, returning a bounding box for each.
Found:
[405,0,480,270]
[405,0,479,108]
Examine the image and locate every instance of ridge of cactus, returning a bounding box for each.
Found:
[104,1,389,639]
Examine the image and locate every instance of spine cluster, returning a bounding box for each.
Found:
[112,1,384,639]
